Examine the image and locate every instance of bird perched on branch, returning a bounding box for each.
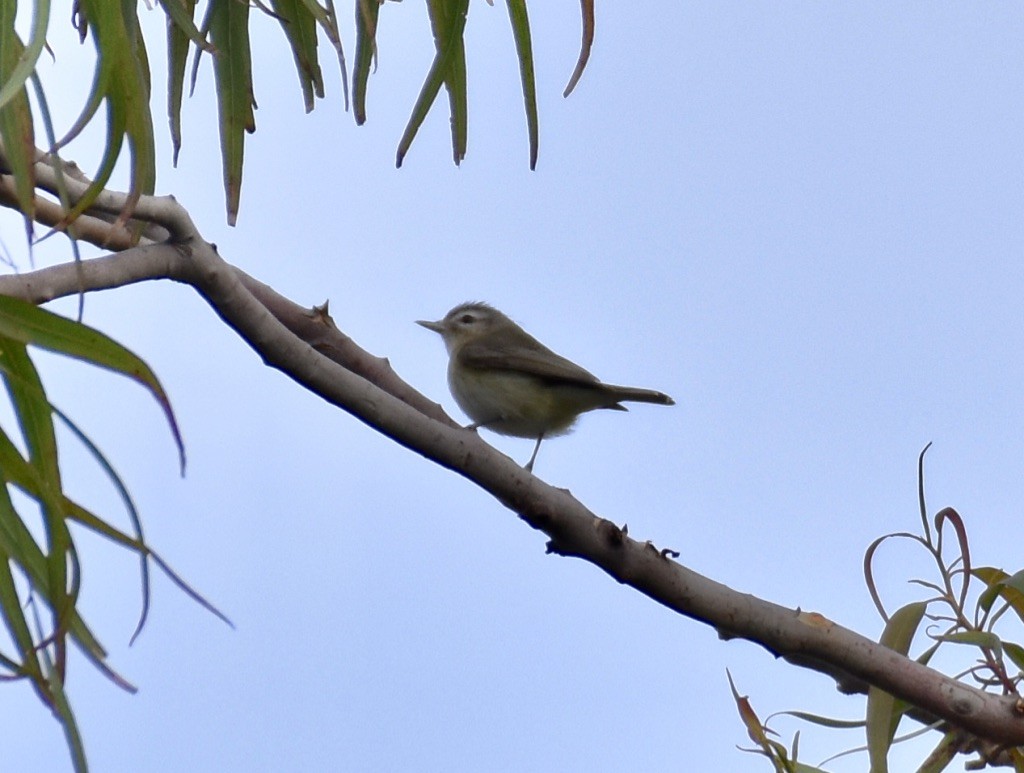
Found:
[418,302,675,472]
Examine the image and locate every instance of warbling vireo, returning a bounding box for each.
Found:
[418,302,675,471]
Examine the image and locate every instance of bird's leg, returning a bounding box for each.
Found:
[524,433,545,472]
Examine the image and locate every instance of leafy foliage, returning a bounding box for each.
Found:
[1,0,596,225]
[734,446,1024,771]
[0,296,213,772]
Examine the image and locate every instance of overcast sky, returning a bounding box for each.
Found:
[3,3,1024,771]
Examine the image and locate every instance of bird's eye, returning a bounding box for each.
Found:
[459,314,475,324]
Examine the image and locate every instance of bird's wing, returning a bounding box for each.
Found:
[458,333,601,386]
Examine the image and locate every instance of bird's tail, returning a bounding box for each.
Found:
[605,384,675,406]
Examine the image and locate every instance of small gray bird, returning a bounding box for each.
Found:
[418,302,675,471]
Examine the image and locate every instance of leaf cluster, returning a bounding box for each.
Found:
[0,0,596,227]
[733,446,1024,772]
[0,295,230,772]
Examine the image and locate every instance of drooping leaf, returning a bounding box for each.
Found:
[0,484,43,670]
[563,0,593,97]
[208,0,256,225]
[353,0,382,125]
[54,0,156,231]
[270,0,325,113]
[0,24,36,222]
[158,0,213,53]
[315,0,349,110]
[0,0,49,112]
[505,0,537,169]
[396,0,468,168]
[425,0,467,165]
[164,0,204,166]
[0,295,184,472]
[0,338,72,655]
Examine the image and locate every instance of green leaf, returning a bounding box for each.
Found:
[1003,641,1024,672]
[353,0,381,125]
[0,0,48,112]
[917,732,961,773]
[309,0,349,110]
[54,0,156,231]
[49,675,88,773]
[396,0,468,168]
[0,493,42,670]
[0,472,115,668]
[271,0,325,113]
[427,0,467,164]
[0,295,184,472]
[867,601,927,773]
[157,0,212,53]
[974,566,1024,622]
[164,0,202,166]
[774,711,864,730]
[936,630,1002,653]
[0,357,147,699]
[0,339,72,645]
[209,0,256,225]
[0,24,36,221]
[505,0,538,169]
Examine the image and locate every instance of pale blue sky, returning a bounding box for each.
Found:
[3,3,1024,771]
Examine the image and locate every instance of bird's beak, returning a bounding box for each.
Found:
[416,319,445,334]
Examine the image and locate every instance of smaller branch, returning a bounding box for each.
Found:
[0,244,182,303]
[0,145,190,240]
[0,250,451,423]
[0,176,161,251]
[235,270,454,424]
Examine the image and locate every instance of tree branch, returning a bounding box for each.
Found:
[2,164,1024,751]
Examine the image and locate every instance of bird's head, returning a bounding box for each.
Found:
[417,302,511,354]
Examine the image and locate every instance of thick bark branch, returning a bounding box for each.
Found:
[2,163,1024,753]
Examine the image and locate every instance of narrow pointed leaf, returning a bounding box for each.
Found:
[974,566,1024,622]
[0,26,36,220]
[424,0,466,164]
[353,0,381,124]
[0,339,76,667]
[866,601,927,772]
[936,630,1002,652]
[165,0,201,166]
[563,0,593,97]
[38,642,88,773]
[505,0,538,169]
[396,0,468,167]
[54,0,156,230]
[0,0,48,112]
[209,0,256,224]
[0,494,41,665]
[157,0,213,53]
[1004,642,1024,673]
[0,295,184,471]
[318,0,350,110]
[271,0,324,112]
